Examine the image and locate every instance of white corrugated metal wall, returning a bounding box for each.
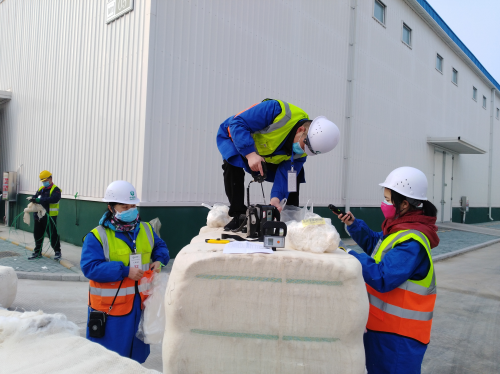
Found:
[0,0,153,200]
[348,0,497,209]
[1,0,498,211]
[141,0,351,206]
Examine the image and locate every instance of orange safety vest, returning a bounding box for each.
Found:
[366,229,436,344]
[88,223,155,316]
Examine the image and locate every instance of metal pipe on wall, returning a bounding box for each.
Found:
[488,88,496,220]
[450,155,454,222]
[440,151,446,223]
[342,0,358,235]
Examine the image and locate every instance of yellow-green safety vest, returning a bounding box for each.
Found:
[251,99,309,164]
[371,229,435,291]
[91,222,154,271]
[37,184,61,217]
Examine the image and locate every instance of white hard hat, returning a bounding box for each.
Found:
[103,180,141,204]
[304,116,340,156]
[379,167,428,200]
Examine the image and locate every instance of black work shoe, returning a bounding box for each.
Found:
[54,251,62,260]
[224,215,244,231]
[28,252,42,260]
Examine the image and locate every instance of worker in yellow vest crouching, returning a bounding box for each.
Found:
[81,180,170,364]
[28,170,62,260]
[336,167,440,374]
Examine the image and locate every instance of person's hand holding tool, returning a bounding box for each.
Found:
[246,152,265,176]
[338,211,355,226]
[128,267,144,281]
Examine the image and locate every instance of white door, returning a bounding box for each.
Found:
[433,150,452,222]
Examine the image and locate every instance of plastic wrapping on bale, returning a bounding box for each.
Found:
[137,272,169,344]
[202,203,232,228]
[0,266,17,308]
[162,229,369,374]
[0,309,161,374]
[286,213,341,253]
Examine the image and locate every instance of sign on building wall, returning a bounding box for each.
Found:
[106,0,134,24]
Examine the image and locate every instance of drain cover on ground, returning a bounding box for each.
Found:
[0,251,20,258]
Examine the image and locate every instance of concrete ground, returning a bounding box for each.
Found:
[421,243,500,374]
[6,242,499,373]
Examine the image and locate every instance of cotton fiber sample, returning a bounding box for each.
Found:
[0,309,160,374]
[286,214,341,253]
[203,203,232,228]
[0,266,17,308]
[162,228,369,374]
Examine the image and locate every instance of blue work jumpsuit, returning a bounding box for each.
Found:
[346,219,431,374]
[81,219,170,363]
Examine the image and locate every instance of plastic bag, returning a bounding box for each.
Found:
[202,203,232,228]
[280,200,313,223]
[286,212,340,253]
[149,217,162,237]
[136,272,169,344]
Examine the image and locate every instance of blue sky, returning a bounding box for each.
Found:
[428,0,500,84]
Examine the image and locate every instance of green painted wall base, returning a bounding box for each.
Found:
[451,207,500,224]
[8,196,500,258]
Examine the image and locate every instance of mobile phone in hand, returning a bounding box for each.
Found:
[328,204,345,216]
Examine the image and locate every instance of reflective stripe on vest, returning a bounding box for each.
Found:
[366,229,436,344]
[250,99,309,165]
[38,185,60,216]
[88,223,155,316]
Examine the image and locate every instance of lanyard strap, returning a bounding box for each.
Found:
[291,150,295,171]
[107,279,124,315]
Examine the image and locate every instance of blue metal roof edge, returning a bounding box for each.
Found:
[416,0,500,91]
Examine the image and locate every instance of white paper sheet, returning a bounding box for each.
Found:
[223,241,274,254]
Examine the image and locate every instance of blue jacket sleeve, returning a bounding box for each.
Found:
[346,219,383,256]
[270,157,306,201]
[151,230,170,265]
[228,100,282,157]
[348,239,431,293]
[81,233,130,282]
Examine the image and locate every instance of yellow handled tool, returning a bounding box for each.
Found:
[205,239,231,244]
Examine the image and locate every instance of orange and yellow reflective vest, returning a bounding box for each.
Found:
[88,222,155,316]
[366,229,436,344]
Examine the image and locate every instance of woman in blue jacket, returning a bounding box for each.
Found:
[81,180,169,363]
[337,167,439,374]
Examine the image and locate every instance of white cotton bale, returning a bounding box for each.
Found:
[0,309,161,374]
[0,266,17,308]
[163,227,369,374]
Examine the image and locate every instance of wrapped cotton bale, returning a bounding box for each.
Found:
[202,203,232,228]
[0,309,160,374]
[286,214,341,253]
[0,266,17,308]
[163,228,369,374]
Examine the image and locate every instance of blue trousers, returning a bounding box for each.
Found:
[87,294,150,363]
[364,330,428,374]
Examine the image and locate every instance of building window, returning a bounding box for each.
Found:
[452,68,458,85]
[472,87,477,101]
[436,54,443,72]
[374,0,386,25]
[402,23,412,47]
[483,96,487,109]
[497,108,499,119]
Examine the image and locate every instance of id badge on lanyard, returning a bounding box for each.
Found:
[128,230,141,269]
[288,151,297,193]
